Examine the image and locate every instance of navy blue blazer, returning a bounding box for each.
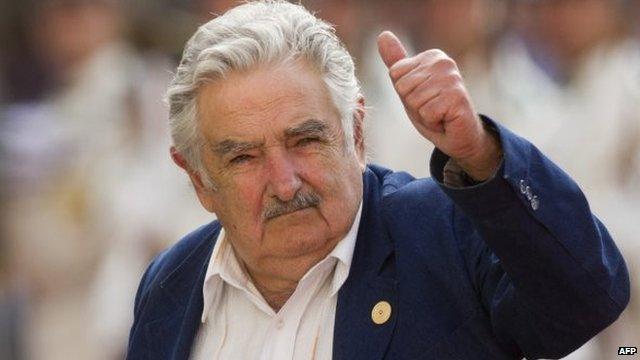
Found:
[127,120,629,359]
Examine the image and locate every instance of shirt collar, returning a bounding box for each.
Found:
[201,202,363,323]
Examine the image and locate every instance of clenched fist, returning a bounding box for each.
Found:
[377,31,501,181]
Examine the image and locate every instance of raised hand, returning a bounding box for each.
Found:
[377,31,501,181]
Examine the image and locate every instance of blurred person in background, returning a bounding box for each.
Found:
[305,0,364,54]
[196,0,244,19]
[488,1,640,358]
[1,0,209,358]
[197,0,363,51]
[0,2,24,354]
[410,0,509,114]
[494,0,640,190]
[635,0,640,38]
[0,0,7,105]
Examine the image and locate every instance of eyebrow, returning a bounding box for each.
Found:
[212,139,263,157]
[284,119,329,138]
[211,119,330,157]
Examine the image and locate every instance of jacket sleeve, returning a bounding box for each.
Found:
[430,116,630,359]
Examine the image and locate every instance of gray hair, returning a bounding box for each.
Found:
[166,0,361,188]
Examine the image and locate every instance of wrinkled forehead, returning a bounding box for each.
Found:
[195,59,342,141]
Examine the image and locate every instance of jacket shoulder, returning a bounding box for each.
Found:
[367,163,451,209]
[133,221,220,312]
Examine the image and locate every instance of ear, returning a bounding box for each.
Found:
[353,96,366,171]
[170,146,218,213]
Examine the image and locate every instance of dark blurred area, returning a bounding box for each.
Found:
[1,1,638,359]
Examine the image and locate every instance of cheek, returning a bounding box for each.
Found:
[294,153,340,190]
[215,176,266,229]
[298,153,362,207]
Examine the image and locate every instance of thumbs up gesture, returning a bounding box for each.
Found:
[377,31,501,181]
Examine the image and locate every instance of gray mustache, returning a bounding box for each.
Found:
[263,191,320,220]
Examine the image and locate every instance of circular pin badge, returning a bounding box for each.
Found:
[371,301,392,325]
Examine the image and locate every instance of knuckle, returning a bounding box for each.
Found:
[389,66,404,80]
[389,57,417,80]
[418,106,427,119]
[446,76,463,91]
[420,103,434,119]
[434,56,455,70]
[448,89,469,110]
[405,92,420,109]
[440,72,463,91]
[394,81,407,96]
[388,68,400,81]
[449,71,464,83]
[426,48,446,58]
[450,92,464,108]
[452,83,469,99]
[442,88,458,102]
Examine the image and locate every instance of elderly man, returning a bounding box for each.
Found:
[126,1,629,359]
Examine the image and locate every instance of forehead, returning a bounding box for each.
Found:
[196,59,341,141]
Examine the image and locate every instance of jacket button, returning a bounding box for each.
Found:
[525,186,533,200]
[531,196,539,210]
[519,179,527,194]
[371,301,392,325]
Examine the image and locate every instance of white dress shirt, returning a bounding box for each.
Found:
[190,204,362,359]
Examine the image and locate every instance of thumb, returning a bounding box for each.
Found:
[377,31,408,68]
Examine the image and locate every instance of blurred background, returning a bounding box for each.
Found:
[0,0,638,359]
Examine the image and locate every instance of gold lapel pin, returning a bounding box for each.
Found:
[371,301,392,325]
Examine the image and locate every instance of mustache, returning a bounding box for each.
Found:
[262,191,320,220]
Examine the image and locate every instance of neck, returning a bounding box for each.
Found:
[243,251,329,311]
[240,240,340,312]
[251,276,298,311]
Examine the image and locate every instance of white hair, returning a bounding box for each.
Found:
[166,0,361,188]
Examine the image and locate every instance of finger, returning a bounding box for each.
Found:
[388,57,421,82]
[417,95,451,134]
[417,92,458,132]
[404,78,441,112]
[393,64,433,97]
[377,31,408,68]
[404,102,444,138]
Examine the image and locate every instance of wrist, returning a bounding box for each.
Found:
[454,126,502,181]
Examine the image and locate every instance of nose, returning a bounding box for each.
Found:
[265,149,302,202]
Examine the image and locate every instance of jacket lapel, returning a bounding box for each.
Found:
[143,224,220,359]
[333,168,398,360]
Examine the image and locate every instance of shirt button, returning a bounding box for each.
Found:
[275,319,284,330]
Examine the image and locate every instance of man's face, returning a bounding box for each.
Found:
[193,59,365,279]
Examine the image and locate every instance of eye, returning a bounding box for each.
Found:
[296,137,320,146]
[229,154,254,165]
